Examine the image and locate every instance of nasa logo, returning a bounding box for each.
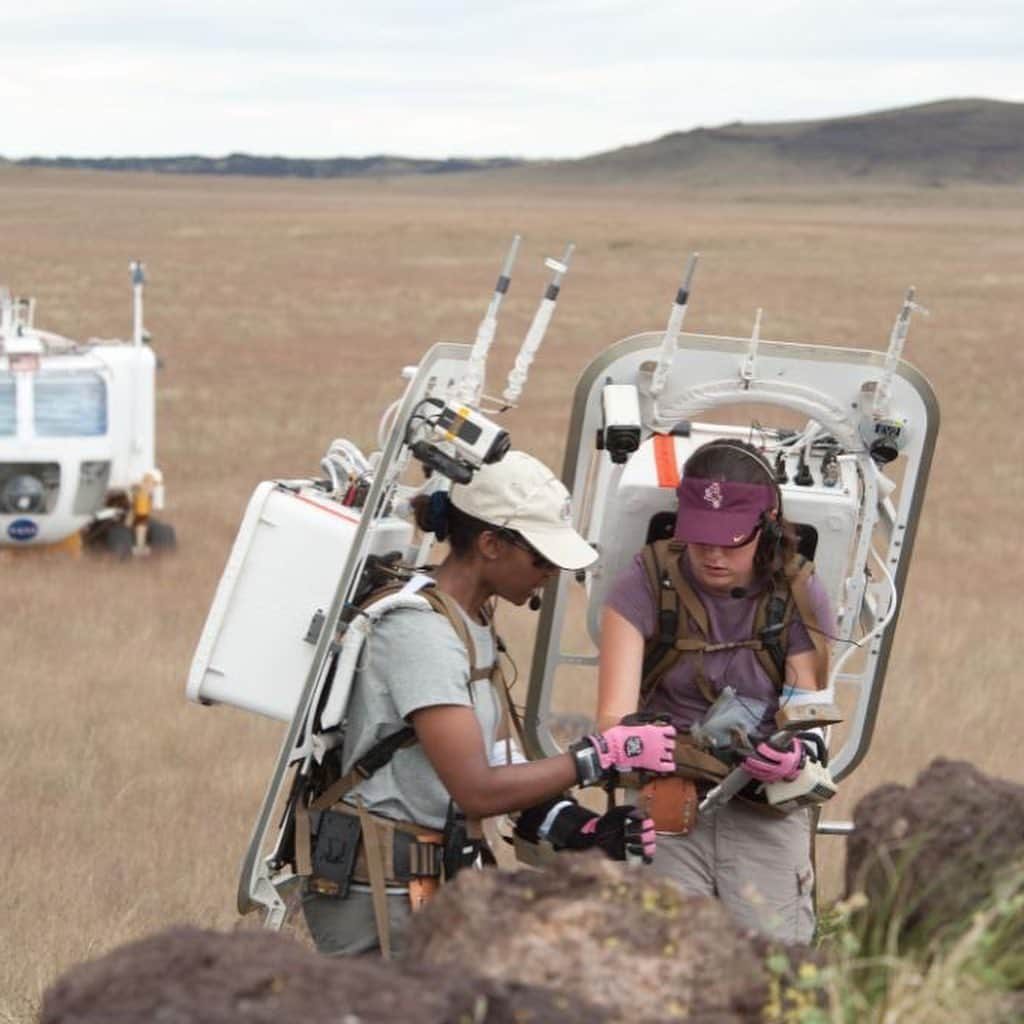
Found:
[7,518,39,542]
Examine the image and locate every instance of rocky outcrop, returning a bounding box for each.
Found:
[406,853,817,1023]
[845,757,1024,940]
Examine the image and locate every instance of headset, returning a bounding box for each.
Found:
[681,439,785,566]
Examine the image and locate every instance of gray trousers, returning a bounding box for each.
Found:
[652,802,815,943]
[301,883,412,957]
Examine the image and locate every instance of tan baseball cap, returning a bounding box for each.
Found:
[449,450,597,571]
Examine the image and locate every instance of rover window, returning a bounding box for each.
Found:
[33,371,108,437]
[0,375,14,436]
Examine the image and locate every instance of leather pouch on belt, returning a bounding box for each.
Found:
[408,833,442,912]
[643,776,698,835]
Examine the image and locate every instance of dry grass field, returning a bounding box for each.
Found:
[1,166,1022,1020]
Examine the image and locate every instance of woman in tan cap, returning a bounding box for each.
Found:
[596,439,835,943]
[301,450,676,958]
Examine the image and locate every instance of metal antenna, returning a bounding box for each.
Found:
[130,261,146,347]
[501,242,574,407]
[650,252,699,398]
[455,235,521,406]
[875,287,924,416]
[740,307,762,389]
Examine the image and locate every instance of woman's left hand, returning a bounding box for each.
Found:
[581,806,657,864]
[741,738,804,783]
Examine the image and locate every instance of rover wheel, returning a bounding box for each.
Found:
[105,524,133,560]
[147,519,177,551]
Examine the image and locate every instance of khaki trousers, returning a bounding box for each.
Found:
[652,802,815,943]
[301,883,412,957]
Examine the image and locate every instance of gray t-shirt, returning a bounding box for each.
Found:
[341,599,500,831]
[606,552,835,732]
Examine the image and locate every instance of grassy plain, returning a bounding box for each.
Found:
[1,167,1022,1019]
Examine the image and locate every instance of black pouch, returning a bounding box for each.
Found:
[310,810,362,898]
[442,802,480,881]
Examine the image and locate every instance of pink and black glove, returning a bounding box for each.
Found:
[569,722,676,786]
[580,806,657,864]
[741,737,805,783]
[516,798,656,864]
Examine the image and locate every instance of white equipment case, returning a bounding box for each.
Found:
[187,481,412,721]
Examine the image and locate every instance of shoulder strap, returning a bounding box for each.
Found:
[314,579,491,807]
[418,587,495,683]
[639,540,713,705]
[751,576,794,692]
[749,556,830,691]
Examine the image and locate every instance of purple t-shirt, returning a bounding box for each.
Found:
[605,551,835,732]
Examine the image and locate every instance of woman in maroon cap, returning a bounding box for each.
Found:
[596,439,835,943]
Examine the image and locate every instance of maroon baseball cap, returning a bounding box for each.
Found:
[674,477,776,547]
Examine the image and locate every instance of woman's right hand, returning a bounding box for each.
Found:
[570,721,676,785]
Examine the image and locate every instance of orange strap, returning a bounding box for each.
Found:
[653,434,681,488]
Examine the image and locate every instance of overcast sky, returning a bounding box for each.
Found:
[3,1,1022,160]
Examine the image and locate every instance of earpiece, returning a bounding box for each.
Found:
[528,593,542,611]
[758,510,784,562]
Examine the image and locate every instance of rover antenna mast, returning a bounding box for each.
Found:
[501,243,574,407]
[130,261,145,348]
[650,252,699,399]
[875,287,923,417]
[740,307,763,389]
[456,235,521,406]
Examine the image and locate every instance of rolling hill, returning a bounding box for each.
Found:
[554,97,1024,187]
[7,98,1022,187]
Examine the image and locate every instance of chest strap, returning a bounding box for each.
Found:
[639,540,825,706]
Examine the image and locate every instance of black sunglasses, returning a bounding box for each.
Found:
[497,530,557,572]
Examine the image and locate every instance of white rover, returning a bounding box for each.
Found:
[186,243,938,927]
[0,263,173,557]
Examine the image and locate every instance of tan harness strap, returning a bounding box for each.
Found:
[662,544,720,702]
[750,576,788,691]
[309,768,369,813]
[662,542,710,638]
[299,578,502,910]
[421,588,495,684]
[641,541,714,705]
[294,790,313,876]
[490,656,526,753]
[354,797,393,960]
[640,540,814,704]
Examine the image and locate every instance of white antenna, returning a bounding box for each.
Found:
[740,307,762,389]
[501,242,574,407]
[650,252,699,398]
[456,235,521,406]
[875,287,925,416]
[0,289,12,336]
[130,261,146,347]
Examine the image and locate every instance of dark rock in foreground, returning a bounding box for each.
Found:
[41,856,824,1023]
[39,924,602,1024]
[845,757,1024,939]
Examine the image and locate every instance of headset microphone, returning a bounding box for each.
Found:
[528,593,542,611]
[729,587,748,599]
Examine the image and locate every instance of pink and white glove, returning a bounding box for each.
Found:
[742,738,805,783]
[570,722,676,786]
